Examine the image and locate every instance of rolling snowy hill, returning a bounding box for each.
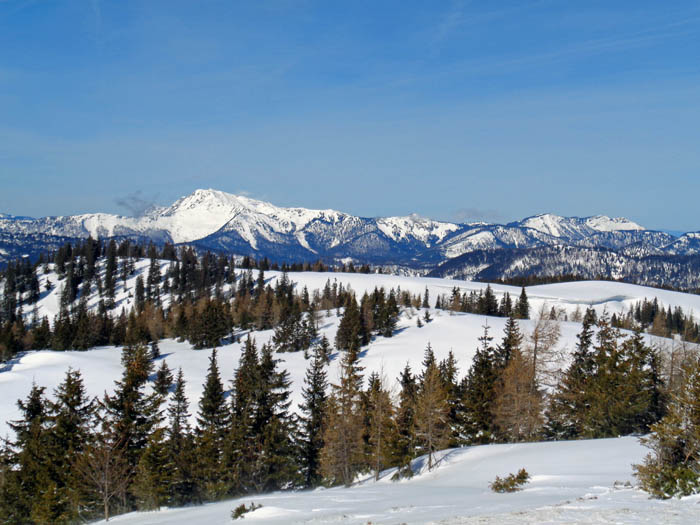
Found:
[3,265,700,438]
[2,266,700,523]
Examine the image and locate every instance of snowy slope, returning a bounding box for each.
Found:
[4,266,700,439]
[3,269,700,522]
[517,213,644,240]
[98,436,700,524]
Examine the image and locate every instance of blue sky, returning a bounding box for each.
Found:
[1,1,699,231]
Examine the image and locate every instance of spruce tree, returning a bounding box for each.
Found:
[195,348,230,500]
[153,360,174,398]
[335,294,363,352]
[495,317,522,370]
[389,364,418,478]
[0,384,51,522]
[101,343,159,471]
[515,286,530,319]
[545,307,597,439]
[45,368,96,521]
[166,369,199,506]
[364,372,395,480]
[460,324,498,443]
[251,343,299,492]
[320,345,364,486]
[226,337,260,495]
[299,344,328,487]
[635,358,700,498]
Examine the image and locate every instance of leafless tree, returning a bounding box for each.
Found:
[74,435,132,522]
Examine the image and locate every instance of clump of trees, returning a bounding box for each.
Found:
[634,358,700,498]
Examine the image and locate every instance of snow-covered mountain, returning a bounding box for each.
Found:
[0,189,692,272]
[516,213,644,240]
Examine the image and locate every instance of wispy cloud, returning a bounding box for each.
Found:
[451,207,503,224]
[114,191,159,217]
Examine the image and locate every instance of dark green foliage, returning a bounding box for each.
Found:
[490,468,530,492]
[547,310,664,439]
[226,338,300,495]
[299,344,328,487]
[635,359,700,498]
[102,343,160,472]
[389,364,417,479]
[460,325,498,443]
[515,287,530,319]
[0,384,51,522]
[154,360,174,397]
[335,294,363,351]
[495,317,522,369]
[195,349,230,500]
[166,369,199,506]
[231,502,262,519]
[190,298,230,349]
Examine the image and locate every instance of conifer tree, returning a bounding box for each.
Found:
[389,364,418,478]
[195,348,230,500]
[320,345,364,486]
[515,286,530,319]
[166,369,199,506]
[226,337,260,494]
[335,294,363,351]
[299,344,328,487]
[132,424,169,511]
[545,307,597,438]
[154,360,174,397]
[635,358,700,498]
[495,317,522,370]
[438,351,462,446]
[101,343,159,471]
[44,368,96,521]
[250,343,299,492]
[0,384,51,522]
[460,324,498,443]
[364,372,395,480]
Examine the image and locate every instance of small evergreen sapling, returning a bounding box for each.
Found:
[231,502,262,519]
[489,468,530,493]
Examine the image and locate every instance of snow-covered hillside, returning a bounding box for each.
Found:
[3,267,700,438]
[99,436,700,524]
[3,268,700,523]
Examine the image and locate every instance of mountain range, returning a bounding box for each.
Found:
[2,189,699,288]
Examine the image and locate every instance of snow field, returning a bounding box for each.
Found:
[97,437,700,524]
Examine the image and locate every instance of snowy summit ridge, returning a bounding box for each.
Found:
[0,189,694,268]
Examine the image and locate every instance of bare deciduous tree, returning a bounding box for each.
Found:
[414,365,449,470]
[525,303,563,389]
[74,435,132,522]
[493,349,542,441]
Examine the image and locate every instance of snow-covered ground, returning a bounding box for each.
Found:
[3,268,700,437]
[97,436,700,524]
[3,268,700,522]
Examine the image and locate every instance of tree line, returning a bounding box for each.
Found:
[0,238,400,362]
